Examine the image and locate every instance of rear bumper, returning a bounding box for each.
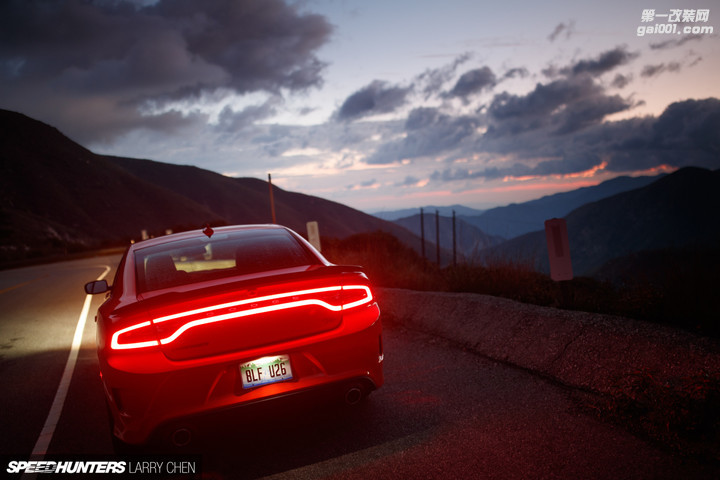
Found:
[101,317,383,445]
[151,375,379,448]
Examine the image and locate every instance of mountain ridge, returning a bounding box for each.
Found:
[460,174,664,239]
[484,166,720,276]
[0,109,417,261]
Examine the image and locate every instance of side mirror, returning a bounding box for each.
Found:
[85,280,110,295]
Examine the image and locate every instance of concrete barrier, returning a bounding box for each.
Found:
[376,288,720,394]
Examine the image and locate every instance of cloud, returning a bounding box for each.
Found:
[502,68,530,80]
[553,94,632,134]
[347,178,380,190]
[548,21,576,42]
[335,80,413,121]
[335,41,718,197]
[359,47,719,189]
[562,46,638,77]
[216,98,281,132]
[689,56,703,68]
[489,75,601,121]
[452,98,720,182]
[576,99,720,174]
[0,0,332,143]
[426,97,718,185]
[396,176,423,187]
[485,74,630,137]
[484,47,639,138]
[650,34,703,50]
[640,62,682,78]
[430,163,533,182]
[147,0,331,94]
[414,52,472,100]
[647,98,720,158]
[446,66,496,100]
[366,107,480,164]
[360,47,641,171]
[611,73,632,89]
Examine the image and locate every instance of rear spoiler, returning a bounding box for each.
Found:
[138,264,370,305]
[251,263,369,287]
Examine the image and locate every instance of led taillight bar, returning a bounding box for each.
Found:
[111,285,373,350]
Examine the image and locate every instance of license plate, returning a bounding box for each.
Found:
[240,355,293,389]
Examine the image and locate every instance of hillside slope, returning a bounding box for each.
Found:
[0,111,222,255]
[0,109,415,261]
[485,167,720,276]
[107,156,417,243]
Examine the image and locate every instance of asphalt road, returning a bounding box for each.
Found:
[0,256,717,479]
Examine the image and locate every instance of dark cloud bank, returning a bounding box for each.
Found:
[1,1,717,185]
[338,43,719,180]
[0,0,332,142]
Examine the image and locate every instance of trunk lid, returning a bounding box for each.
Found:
[142,267,361,361]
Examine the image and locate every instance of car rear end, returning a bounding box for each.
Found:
[95,226,383,447]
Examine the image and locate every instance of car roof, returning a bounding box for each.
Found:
[129,224,289,250]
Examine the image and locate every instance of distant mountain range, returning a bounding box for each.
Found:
[484,167,720,276]
[0,109,416,261]
[392,213,504,263]
[383,175,666,263]
[460,175,664,239]
[372,205,485,221]
[376,176,662,239]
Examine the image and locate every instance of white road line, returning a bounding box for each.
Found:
[30,265,111,457]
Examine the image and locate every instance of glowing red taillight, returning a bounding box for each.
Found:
[110,284,373,351]
[338,285,374,310]
[111,321,159,350]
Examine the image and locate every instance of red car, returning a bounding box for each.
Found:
[85,225,383,449]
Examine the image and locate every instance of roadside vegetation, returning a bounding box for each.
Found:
[322,231,719,338]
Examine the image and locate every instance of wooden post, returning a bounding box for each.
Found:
[452,210,457,267]
[420,207,425,261]
[435,210,440,265]
[307,221,321,252]
[268,173,277,224]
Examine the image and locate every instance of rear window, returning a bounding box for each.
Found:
[134,229,317,293]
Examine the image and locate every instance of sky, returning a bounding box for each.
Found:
[1,0,719,213]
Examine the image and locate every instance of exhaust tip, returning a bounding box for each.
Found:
[171,428,192,447]
[345,386,363,406]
